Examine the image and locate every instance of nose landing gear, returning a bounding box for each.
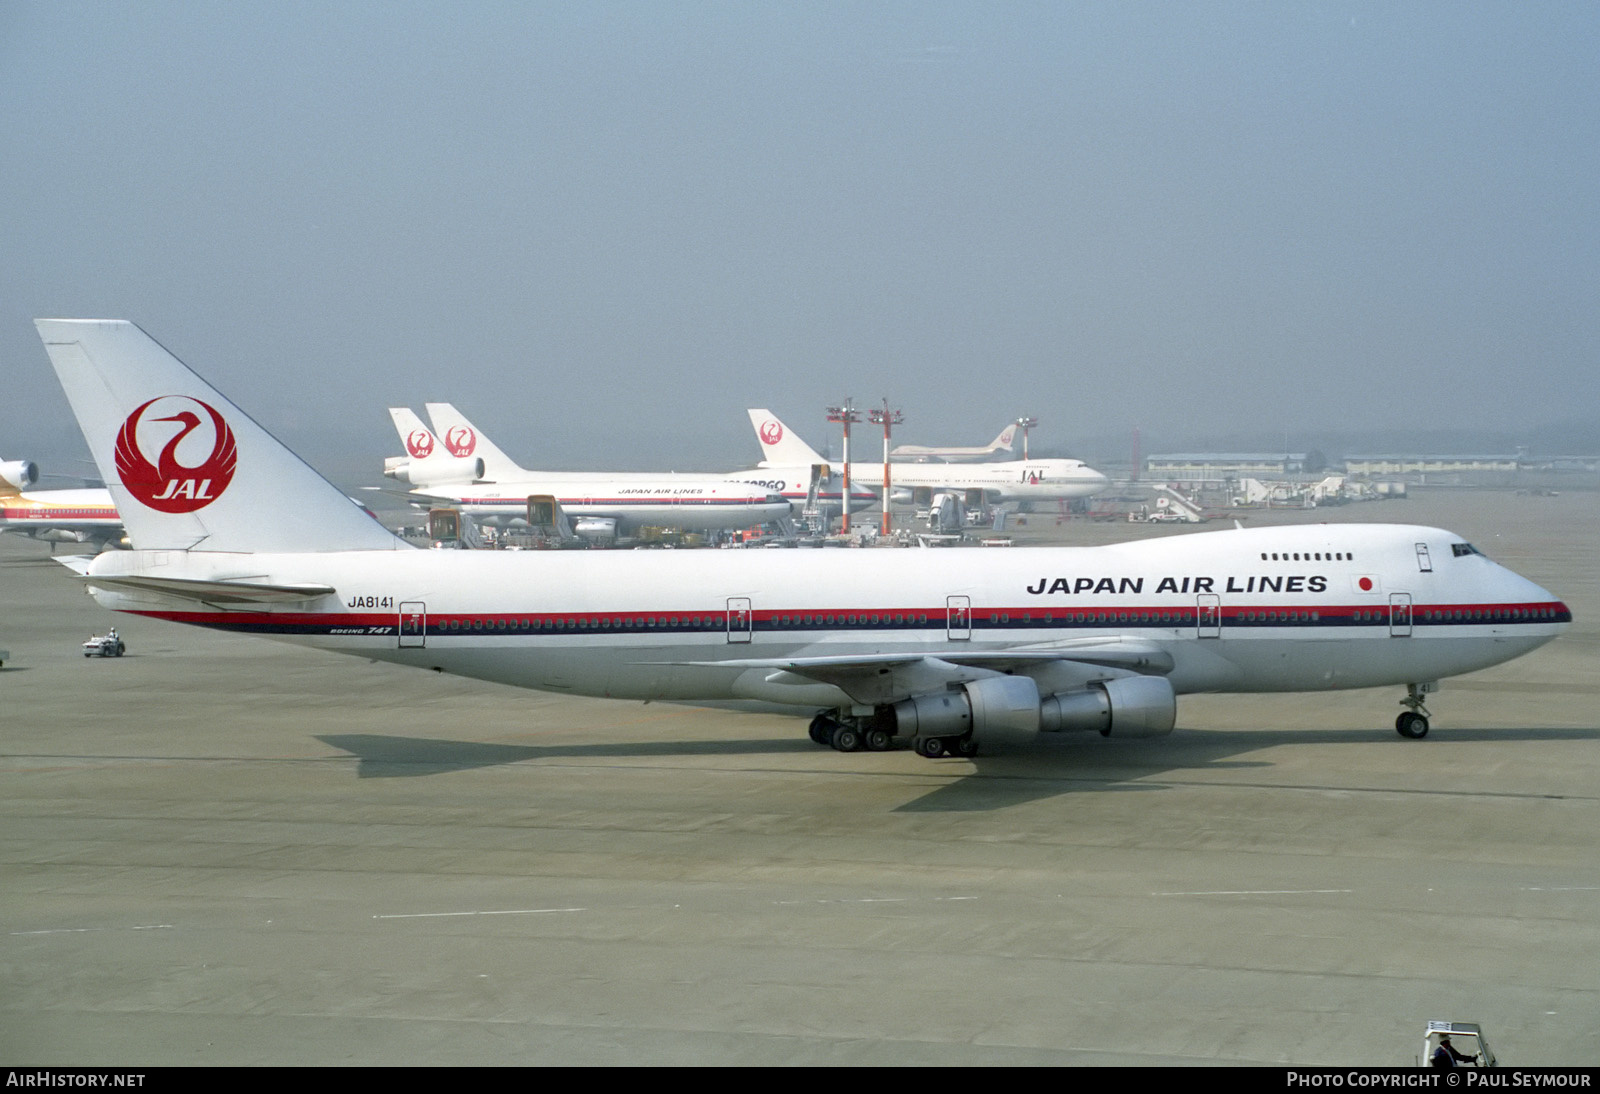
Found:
[1396,682,1437,738]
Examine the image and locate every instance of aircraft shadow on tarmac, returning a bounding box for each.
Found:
[316,733,814,778]
[316,725,1598,812]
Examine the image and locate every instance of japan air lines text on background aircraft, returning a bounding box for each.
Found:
[36,319,1568,759]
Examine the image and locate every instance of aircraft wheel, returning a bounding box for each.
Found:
[1395,712,1429,739]
[953,736,979,758]
[864,728,892,752]
[915,736,946,759]
[830,725,863,752]
[808,714,835,746]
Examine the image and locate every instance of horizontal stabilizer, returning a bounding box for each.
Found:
[74,572,337,605]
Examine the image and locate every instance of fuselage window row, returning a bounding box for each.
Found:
[413,604,1564,635]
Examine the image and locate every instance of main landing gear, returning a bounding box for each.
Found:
[808,711,977,758]
[914,734,979,759]
[1395,682,1436,739]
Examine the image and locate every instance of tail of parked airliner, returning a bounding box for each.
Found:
[35,319,404,554]
[747,409,827,468]
[385,407,487,488]
[424,403,527,479]
[990,423,1018,452]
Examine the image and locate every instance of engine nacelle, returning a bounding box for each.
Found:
[1,459,39,490]
[892,675,1041,740]
[888,486,915,506]
[1039,676,1176,738]
[572,516,619,543]
[384,456,484,486]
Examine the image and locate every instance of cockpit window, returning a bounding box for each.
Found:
[1452,542,1484,558]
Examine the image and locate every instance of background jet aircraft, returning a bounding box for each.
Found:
[385,409,791,543]
[890,421,1018,463]
[385,402,873,524]
[748,409,1110,508]
[0,457,124,548]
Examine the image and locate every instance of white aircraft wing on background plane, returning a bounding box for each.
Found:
[34,318,1571,762]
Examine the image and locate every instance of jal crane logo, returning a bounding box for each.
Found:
[759,420,784,446]
[444,426,476,457]
[114,397,238,513]
[405,429,435,459]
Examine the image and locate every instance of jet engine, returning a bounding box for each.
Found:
[888,486,916,506]
[891,676,1041,740]
[572,517,619,543]
[383,456,484,486]
[1,460,39,490]
[1040,676,1176,738]
[888,674,1176,745]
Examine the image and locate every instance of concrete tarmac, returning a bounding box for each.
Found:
[2,490,1597,1065]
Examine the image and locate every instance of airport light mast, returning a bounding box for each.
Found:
[826,400,861,533]
[869,400,903,534]
[1015,416,1038,461]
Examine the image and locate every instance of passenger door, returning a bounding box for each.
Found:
[398,602,426,648]
[946,595,972,641]
[726,597,752,644]
[1389,593,1413,637]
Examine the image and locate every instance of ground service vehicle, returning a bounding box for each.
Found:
[1421,1020,1494,1067]
[82,627,125,658]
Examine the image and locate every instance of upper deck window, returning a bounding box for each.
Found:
[1451,542,1483,558]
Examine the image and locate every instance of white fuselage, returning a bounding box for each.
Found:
[81,523,1567,711]
[410,475,793,533]
[816,458,1109,502]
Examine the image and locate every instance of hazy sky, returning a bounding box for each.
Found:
[3,2,1596,476]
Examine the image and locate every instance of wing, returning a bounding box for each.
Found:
[643,636,1173,706]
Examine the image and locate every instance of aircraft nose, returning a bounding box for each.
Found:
[1505,567,1571,628]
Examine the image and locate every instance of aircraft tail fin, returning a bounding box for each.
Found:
[423,403,526,479]
[747,409,827,468]
[389,407,439,458]
[991,423,1018,452]
[34,319,404,553]
[385,408,485,487]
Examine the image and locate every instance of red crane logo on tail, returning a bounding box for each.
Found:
[759,420,783,446]
[444,426,476,457]
[114,397,238,513]
[405,429,435,459]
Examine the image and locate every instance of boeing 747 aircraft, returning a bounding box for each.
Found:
[890,421,1018,463]
[38,320,1569,758]
[750,410,1110,508]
